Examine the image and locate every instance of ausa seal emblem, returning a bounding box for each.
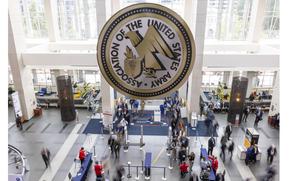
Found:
[97,3,195,99]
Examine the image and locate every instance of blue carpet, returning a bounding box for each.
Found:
[82,119,218,137]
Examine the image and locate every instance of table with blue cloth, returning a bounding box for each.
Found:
[72,152,93,181]
[200,148,216,181]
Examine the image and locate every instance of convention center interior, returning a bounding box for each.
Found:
[7,0,280,180]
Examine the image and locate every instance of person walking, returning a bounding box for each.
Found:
[208,136,216,156]
[267,144,277,165]
[228,139,235,160]
[220,135,227,162]
[108,135,115,155]
[114,140,121,159]
[79,147,86,165]
[254,107,263,127]
[225,123,232,140]
[41,147,51,168]
[242,106,250,122]
[15,114,23,130]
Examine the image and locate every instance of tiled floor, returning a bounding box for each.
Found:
[8,107,279,181]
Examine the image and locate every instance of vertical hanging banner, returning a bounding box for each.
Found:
[11,92,22,117]
[97,3,195,99]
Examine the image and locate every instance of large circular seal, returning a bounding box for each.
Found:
[97,3,195,99]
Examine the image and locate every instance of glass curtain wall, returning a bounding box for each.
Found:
[19,0,48,38]
[256,71,275,88]
[202,71,224,87]
[121,0,185,17]
[57,0,98,40]
[262,0,279,39]
[205,0,253,40]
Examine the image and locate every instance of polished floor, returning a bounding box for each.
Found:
[8,107,279,181]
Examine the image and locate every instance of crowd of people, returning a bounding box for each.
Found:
[33,91,278,181]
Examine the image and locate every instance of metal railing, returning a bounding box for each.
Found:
[8,144,28,176]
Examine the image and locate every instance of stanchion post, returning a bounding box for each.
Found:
[124,126,129,152]
[168,153,173,169]
[127,162,132,178]
[135,166,139,180]
[140,125,144,150]
[162,167,167,180]
[94,146,96,156]
[167,127,172,156]
[140,160,144,174]
[101,126,104,139]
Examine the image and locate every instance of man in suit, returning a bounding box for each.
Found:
[267,144,277,164]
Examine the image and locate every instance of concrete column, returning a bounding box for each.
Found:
[31,69,38,84]
[44,0,60,41]
[247,0,266,42]
[100,74,115,127]
[269,71,279,116]
[96,0,115,127]
[96,0,107,34]
[179,81,188,101]
[186,0,208,116]
[246,71,256,97]
[8,0,37,120]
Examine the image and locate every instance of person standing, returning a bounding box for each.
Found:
[179,161,189,178]
[212,156,219,176]
[208,136,216,156]
[178,147,187,164]
[242,106,250,122]
[129,99,135,110]
[188,152,195,171]
[79,147,86,165]
[41,147,51,168]
[15,114,23,130]
[225,123,232,140]
[94,161,103,180]
[267,145,277,164]
[228,139,235,160]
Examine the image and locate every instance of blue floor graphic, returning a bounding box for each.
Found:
[82,118,218,137]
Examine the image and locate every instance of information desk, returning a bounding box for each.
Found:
[72,153,93,181]
[200,148,216,181]
[243,128,259,148]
